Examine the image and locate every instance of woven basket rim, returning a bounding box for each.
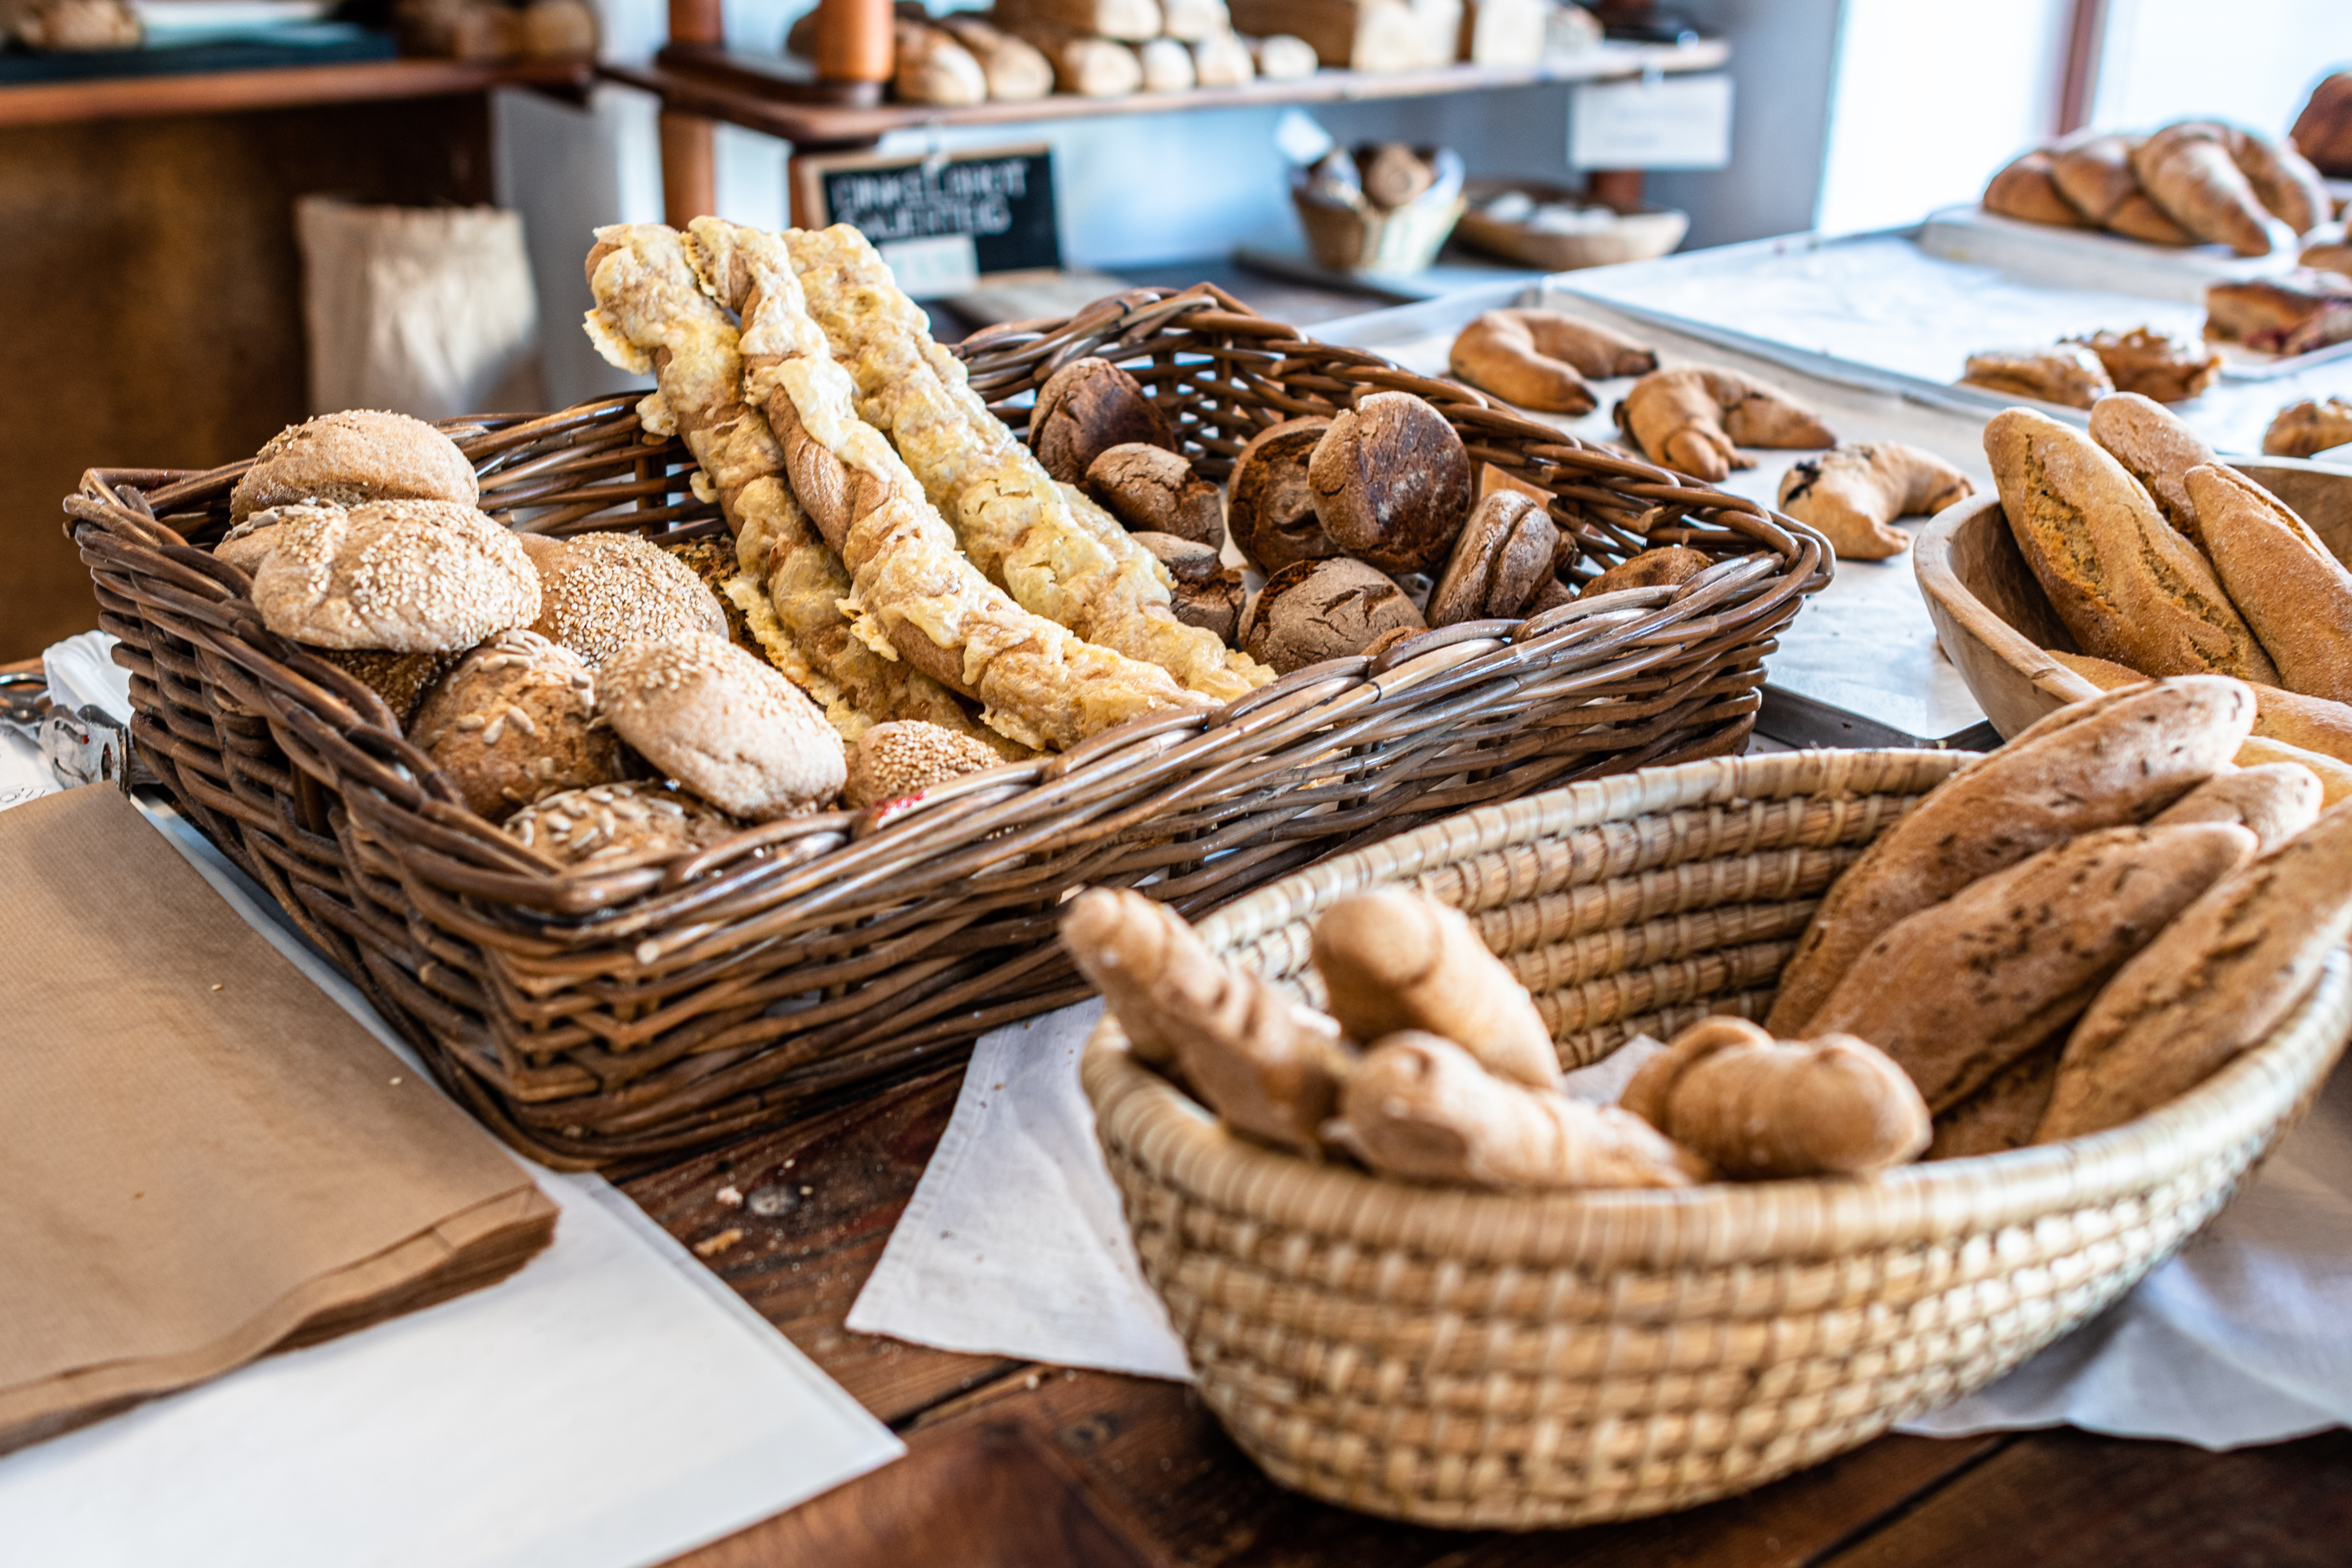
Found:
[1080,748,2352,1269]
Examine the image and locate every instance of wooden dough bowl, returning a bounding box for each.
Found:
[1914,456,2352,738]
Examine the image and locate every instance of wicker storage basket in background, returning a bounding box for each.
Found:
[68,286,1825,1168]
[1085,749,2352,1528]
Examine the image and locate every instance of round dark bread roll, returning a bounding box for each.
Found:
[1307,392,1473,575]
[1227,416,1338,572]
[1582,545,1711,598]
[1242,557,1425,673]
[1030,358,1174,484]
[1084,443,1223,549]
[1131,531,1245,643]
[230,409,479,524]
[1427,492,1561,626]
[313,646,459,728]
[249,499,540,653]
[410,629,630,819]
[524,530,729,666]
[598,633,844,820]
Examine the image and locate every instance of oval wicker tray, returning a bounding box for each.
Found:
[1915,455,2350,739]
[68,286,1826,1168]
[1083,748,2352,1528]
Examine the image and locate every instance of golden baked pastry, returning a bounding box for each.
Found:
[2131,122,2290,255]
[1985,410,2276,683]
[409,629,627,819]
[504,781,739,869]
[2049,133,2143,225]
[686,218,1213,751]
[1776,442,1973,560]
[779,223,1271,703]
[2205,270,2352,356]
[1766,676,2255,1035]
[2263,396,2352,459]
[229,409,478,524]
[598,633,844,820]
[1983,151,2093,227]
[1958,345,2114,408]
[249,499,539,654]
[1612,367,1836,482]
[524,530,728,665]
[1446,309,1657,416]
[2063,326,2221,403]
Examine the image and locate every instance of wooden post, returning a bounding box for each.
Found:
[1588,169,1644,210]
[2056,0,2107,137]
[662,0,722,227]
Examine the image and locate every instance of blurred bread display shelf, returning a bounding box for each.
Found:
[0,56,593,129]
[608,34,1726,152]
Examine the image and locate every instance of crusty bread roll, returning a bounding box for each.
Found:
[2292,71,2352,178]
[1984,150,2092,227]
[409,629,627,820]
[1775,442,1973,561]
[2150,762,2323,851]
[1807,822,2257,1111]
[2086,391,2216,543]
[2038,797,2352,1141]
[840,719,1004,809]
[2186,463,2352,703]
[1227,416,1338,572]
[1621,1017,1929,1178]
[524,530,729,666]
[229,409,479,524]
[1308,391,1473,575]
[1427,490,1559,624]
[598,633,845,820]
[1986,409,2276,684]
[1766,676,2256,1035]
[249,499,539,654]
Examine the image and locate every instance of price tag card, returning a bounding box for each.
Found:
[793,143,1061,296]
[1570,73,1734,170]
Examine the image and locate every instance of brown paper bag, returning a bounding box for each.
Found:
[0,787,557,1453]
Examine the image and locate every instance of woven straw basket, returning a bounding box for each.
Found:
[67,286,1823,1168]
[1083,748,2352,1529]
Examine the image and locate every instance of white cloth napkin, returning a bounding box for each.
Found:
[2,634,904,1566]
[850,999,2352,1450]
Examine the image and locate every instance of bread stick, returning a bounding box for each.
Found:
[780,223,1273,703]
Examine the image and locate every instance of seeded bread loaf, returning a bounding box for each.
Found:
[1986,408,2277,683]
[410,630,628,819]
[1766,675,2256,1034]
[598,633,845,819]
[229,409,478,524]
[504,780,739,868]
[2038,797,2352,1140]
[2047,648,2352,771]
[524,530,729,665]
[1807,822,2256,1111]
[249,499,540,654]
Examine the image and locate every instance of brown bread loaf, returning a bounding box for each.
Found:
[1807,822,2256,1111]
[2187,463,2352,703]
[1227,416,1338,571]
[1426,491,1560,624]
[2038,797,2352,1140]
[2085,392,2215,544]
[1308,392,1474,575]
[1581,544,1709,598]
[1927,1042,2061,1159]
[1986,409,2277,683]
[1029,358,1174,483]
[1083,443,1223,548]
[2149,762,2322,850]
[1243,557,1424,670]
[1766,675,2256,1035]
[1984,151,2093,227]
[1620,1017,1929,1178]
[2047,649,2352,772]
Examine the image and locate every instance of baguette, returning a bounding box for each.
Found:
[2187,463,2352,703]
[2038,797,2352,1140]
[1766,676,2255,1034]
[1927,1041,2061,1159]
[1807,822,2256,1111]
[2150,762,2322,850]
[1985,408,2277,683]
[2085,391,2215,544]
[2047,649,2352,775]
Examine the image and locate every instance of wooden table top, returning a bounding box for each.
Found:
[616,1064,2352,1568]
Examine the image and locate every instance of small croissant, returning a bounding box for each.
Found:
[1777,442,1975,559]
[1613,367,1837,482]
[1449,309,1658,416]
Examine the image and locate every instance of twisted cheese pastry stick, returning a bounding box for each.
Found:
[683,218,1207,751]
[780,224,1272,704]
[582,223,1000,750]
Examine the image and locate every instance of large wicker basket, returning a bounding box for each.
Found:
[1083,748,2352,1528]
[67,286,1826,1168]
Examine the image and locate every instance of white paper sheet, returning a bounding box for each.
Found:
[0,645,903,1567]
[851,996,2352,1454]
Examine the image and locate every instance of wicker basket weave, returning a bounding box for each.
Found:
[1083,748,2352,1528]
[67,287,1825,1168]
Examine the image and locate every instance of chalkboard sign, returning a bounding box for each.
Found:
[791,143,1062,298]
